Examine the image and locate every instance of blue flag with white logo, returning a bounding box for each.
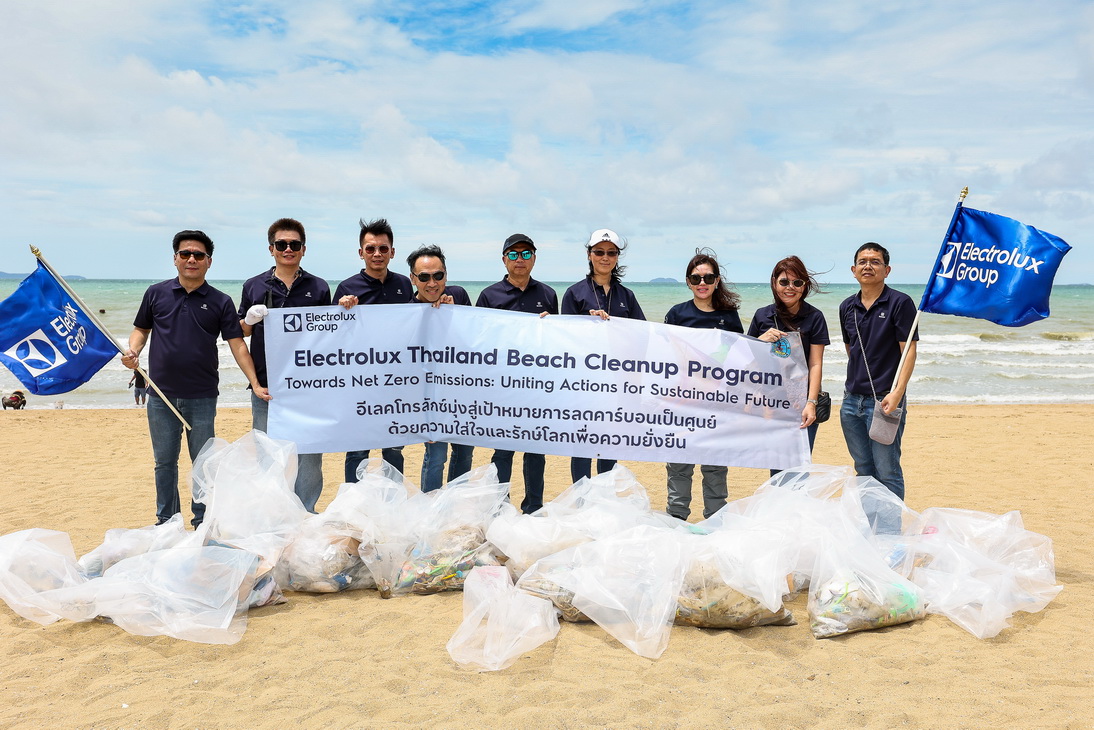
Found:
[919,206,1072,327]
[0,262,118,395]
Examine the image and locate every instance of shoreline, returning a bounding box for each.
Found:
[1,404,1091,728]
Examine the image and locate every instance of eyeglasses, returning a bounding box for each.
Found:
[777,278,806,288]
[364,245,391,254]
[856,259,884,268]
[415,271,446,282]
[590,249,620,258]
[506,250,534,260]
[688,273,718,285]
[273,240,303,252]
[176,250,208,261]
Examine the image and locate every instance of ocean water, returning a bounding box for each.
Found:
[2,278,1092,408]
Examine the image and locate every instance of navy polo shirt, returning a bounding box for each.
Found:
[747,301,831,353]
[475,277,559,314]
[239,267,332,388]
[561,276,646,320]
[333,269,415,304]
[840,285,919,396]
[133,279,244,399]
[414,285,473,306]
[664,301,743,333]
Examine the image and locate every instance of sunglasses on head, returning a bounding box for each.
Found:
[363,245,391,254]
[506,250,534,260]
[415,271,446,282]
[176,250,208,261]
[688,273,717,285]
[590,248,620,258]
[777,277,806,288]
[273,240,303,252]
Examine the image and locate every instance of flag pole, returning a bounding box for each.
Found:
[28,245,192,431]
[891,186,969,391]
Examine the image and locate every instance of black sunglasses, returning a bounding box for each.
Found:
[273,240,303,252]
[506,250,534,260]
[415,271,446,282]
[777,278,806,288]
[364,245,391,254]
[688,273,717,285]
[590,248,620,258]
[176,250,208,261]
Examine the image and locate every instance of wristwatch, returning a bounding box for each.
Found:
[806,398,818,405]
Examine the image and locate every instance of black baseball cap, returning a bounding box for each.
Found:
[503,233,536,252]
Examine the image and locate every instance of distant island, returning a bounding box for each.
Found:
[649,277,678,283]
[0,271,86,280]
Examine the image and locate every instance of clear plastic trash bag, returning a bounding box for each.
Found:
[0,529,88,625]
[485,503,592,581]
[275,518,375,593]
[78,514,189,578]
[447,566,560,671]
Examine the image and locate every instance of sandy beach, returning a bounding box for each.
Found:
[0,404,1091,729]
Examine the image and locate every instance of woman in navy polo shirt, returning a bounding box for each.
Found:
[747,255,830,459]
[561,229,645,483]
[663,250,742,521]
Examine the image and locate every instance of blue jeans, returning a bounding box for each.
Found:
[840,391,907,501]
[421,441,475,492]
[251,392,324,512]
[147,394,217,526]
[491,450,545,513]
[570,457,616,483]
[345,447,404,483]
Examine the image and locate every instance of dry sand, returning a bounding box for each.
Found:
[0,405,1091,729]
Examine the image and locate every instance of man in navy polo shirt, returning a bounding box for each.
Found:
[839,242,918,507]
[334,218,414,482]
[475,233,558,513]
[406,244,474,491]
[238,217,332,511]
[122,230,269,527]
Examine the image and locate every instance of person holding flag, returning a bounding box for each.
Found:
[839,242,918,507]
[122,230,269,527]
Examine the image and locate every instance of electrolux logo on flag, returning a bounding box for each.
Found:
[284,313,303,332]
[0,262,118,394]
[935,240,1046,289]
[919,205,1072,327]
[4,329,68,377]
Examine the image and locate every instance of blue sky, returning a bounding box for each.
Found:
[2,0,1091,284]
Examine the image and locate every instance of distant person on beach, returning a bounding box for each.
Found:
[476,233,558,513]
[121,230,269,527]
[334,218,414,482]
[748,255,830,471]
[238,218,332,512]
[128,371,147,406]
[407,244,474,491]
[663,251,742,521]
[839,242,918,503]
[560,228,646,482]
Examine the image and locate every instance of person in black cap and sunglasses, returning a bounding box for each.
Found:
[237,217,332,511]
[475,233,558,512]
[662,250,742,521]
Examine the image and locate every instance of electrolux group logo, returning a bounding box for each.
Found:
[284,313,303,333]
[936,242,960,279]
[3,329,68,377]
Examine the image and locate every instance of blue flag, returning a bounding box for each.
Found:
[0,262,118,395]
[919,206,1072,327]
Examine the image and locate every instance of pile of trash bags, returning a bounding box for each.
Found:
[0,432,1063,664]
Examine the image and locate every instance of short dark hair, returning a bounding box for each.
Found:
[359,218,394,246]
[172,230,214,256]
[268,218,306,245]
[407,244,447,272]
[854,242,890,266]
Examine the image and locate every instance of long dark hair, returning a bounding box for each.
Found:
[769,255,822,326]
[586,235,628,283]
[686,250,739,311]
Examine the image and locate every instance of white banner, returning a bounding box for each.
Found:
[265,304,811,469]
